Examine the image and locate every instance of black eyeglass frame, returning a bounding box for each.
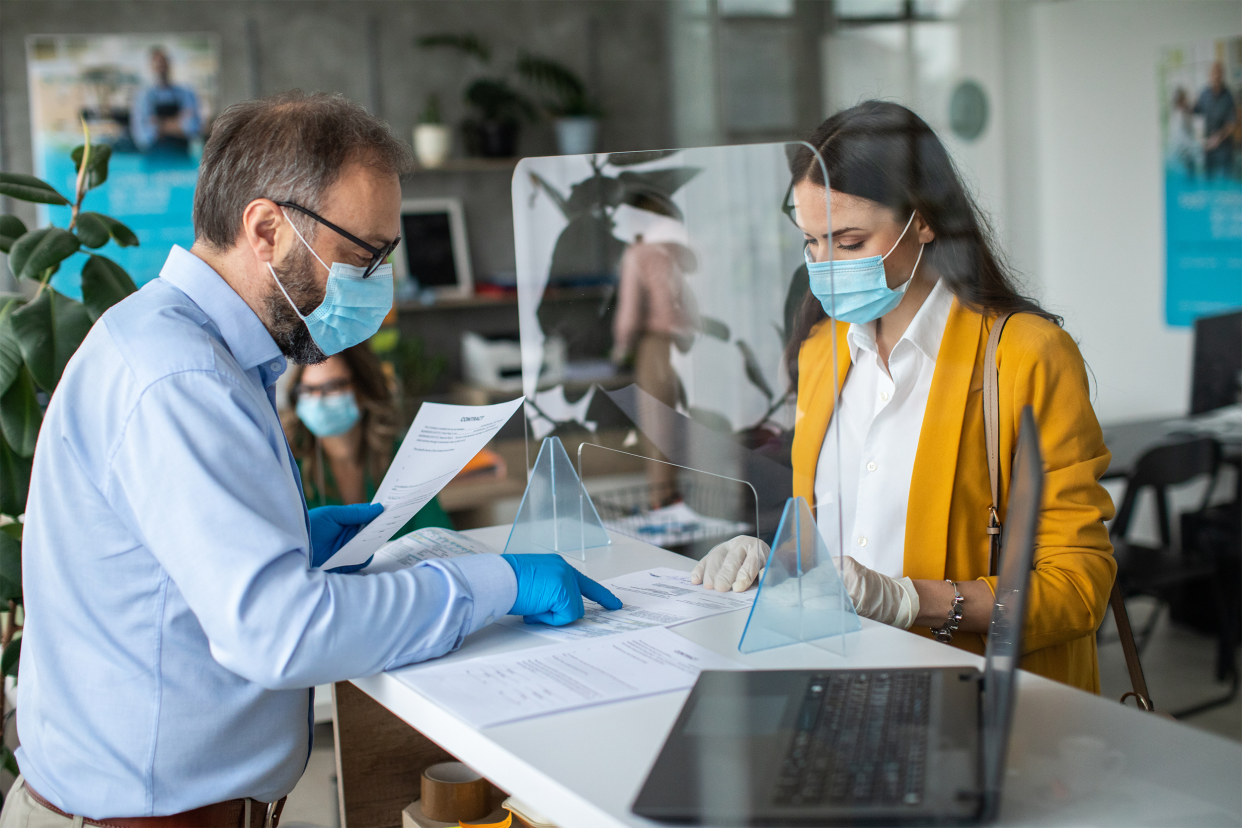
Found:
[273,200,400,279]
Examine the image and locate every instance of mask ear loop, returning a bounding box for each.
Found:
[881,212,918,261]
[267,207,328,322]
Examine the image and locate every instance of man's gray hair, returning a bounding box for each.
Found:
[193,90,413,248]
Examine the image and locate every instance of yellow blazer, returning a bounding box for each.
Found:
[791,299,1116,693]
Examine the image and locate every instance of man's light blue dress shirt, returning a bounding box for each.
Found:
[17,246,516,817]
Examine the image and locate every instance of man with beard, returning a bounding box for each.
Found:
[7,91,619,828]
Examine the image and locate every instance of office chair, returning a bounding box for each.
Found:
[1109,437,1239,717]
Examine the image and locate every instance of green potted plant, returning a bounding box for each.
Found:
[417,33,538,159]
[413,94,451,168]
[0,122,138,786]
[517,55,604,155]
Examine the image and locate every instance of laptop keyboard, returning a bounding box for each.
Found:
[773,671,931,808]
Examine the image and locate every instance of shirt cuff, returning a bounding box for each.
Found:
[440,553,517,634]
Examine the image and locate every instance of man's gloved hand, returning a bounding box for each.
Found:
[689,535,770,592]
[501,554,623,626]
[837,556,920,629]
[309,503,384,573]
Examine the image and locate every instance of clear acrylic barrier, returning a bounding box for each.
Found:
[738,496,860,656]
[501,436,610,561]
[512,141,849,649]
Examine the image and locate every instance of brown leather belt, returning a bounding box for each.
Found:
[25,783,286,828]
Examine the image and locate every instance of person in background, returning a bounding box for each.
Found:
[1168,87,1200,178]
[131,46,202,156]
[1195,60,1237,179]
[691,101,1115,694]
[282,341,453,529]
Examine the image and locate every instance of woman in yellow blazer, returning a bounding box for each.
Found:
[690,101,1116,693]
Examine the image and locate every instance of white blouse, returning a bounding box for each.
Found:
[813,279,954,578]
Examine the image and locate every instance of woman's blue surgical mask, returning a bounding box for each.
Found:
[806,212,924,325]
[297,390,361,437]
[268,210,394,356]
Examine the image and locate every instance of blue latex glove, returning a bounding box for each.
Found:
[501,553,624,626]
[309,503,384,573]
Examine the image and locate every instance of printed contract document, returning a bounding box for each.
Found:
[320,397,524,570]
[399,627,743,727]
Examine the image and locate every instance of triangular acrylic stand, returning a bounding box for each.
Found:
[738,496,861,656]
[502,436,612,561]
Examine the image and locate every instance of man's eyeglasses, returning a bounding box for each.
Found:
[274,200,399,279]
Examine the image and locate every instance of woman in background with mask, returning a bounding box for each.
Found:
[691,101,1116,693]
[283,343,452,529]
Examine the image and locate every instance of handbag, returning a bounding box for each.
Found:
[983,313,1155,712]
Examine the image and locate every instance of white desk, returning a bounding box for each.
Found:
[343,527,1242,827]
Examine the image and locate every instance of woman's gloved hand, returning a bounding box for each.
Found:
[690,535,770,593]
[837,556,920,629]
[501,554,624,626]
[309,503,384,573]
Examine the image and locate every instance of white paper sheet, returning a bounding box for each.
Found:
[321,398,524,569]
[497,567,755,642]
[363,528,498,574]
[398,627,744,727]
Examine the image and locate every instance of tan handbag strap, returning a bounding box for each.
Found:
[983,313,1013,576]
[983,311,1155,711]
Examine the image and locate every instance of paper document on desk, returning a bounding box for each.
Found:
[497,567,755,642]
[400,626,744,727]
[363,528,498,574]
[320,397,524,570]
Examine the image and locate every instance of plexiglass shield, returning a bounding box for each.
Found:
[511,142,855,652]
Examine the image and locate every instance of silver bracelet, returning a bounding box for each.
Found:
[933,580,963,643]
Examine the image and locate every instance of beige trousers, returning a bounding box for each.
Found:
[0,778,84,828]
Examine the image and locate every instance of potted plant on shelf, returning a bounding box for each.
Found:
[417,33,538,159]
[517,55,603,155]
[413,94,451,169]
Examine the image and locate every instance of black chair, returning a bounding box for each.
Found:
[1109,437,1240,717]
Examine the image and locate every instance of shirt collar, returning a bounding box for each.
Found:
[845,277,955,364]
[158,245,286,381]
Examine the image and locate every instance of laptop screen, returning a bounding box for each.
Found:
[980,406,1045,811]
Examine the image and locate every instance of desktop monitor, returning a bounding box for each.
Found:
[1191,310,1241,415]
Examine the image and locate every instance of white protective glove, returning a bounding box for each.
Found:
[837,556,921,629]
[689,535,770,592]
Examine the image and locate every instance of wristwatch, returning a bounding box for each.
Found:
[933,580,964,643]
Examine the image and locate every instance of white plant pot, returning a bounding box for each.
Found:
[414,124,451,168]
[554,117,599,156]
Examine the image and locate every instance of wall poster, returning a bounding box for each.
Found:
[1159,37,1242,327]
[25,33,219,297]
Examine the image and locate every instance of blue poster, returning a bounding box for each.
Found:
[25,34,218,299]
[1160,38,1242,327]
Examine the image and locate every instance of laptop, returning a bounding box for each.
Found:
[632,405,1045,826]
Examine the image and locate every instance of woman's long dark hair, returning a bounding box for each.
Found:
[784,101,1056,385]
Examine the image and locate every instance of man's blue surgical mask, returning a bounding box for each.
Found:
[806,212,924,325]
[297,390,361,437]
[268,210,394,356]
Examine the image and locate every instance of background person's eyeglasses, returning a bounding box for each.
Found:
[274,200,399,279]
[294,378,352,397]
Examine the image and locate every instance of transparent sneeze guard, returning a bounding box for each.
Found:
[509,141,858,655]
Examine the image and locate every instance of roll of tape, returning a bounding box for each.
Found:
[420,762,492,823]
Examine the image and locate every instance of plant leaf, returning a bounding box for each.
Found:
[71,143,112,189]
[0,522,21,541]
[0,216,28,254]
[698,316,730,341]
[0,743,17,777]
[8,228,81,282]
[78,212,138,248]
[0,298,26,398]
[0,430,31,517]
[11,288,94,392]
[417,32,491,62]
[1,635,20,678]
[81,255,137,321]
[736,340,775,401]
[0,530,20,604]
[606,150,680,167]
[0,173,69,206]
[0,366,41,458]
[74,212,111,248]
